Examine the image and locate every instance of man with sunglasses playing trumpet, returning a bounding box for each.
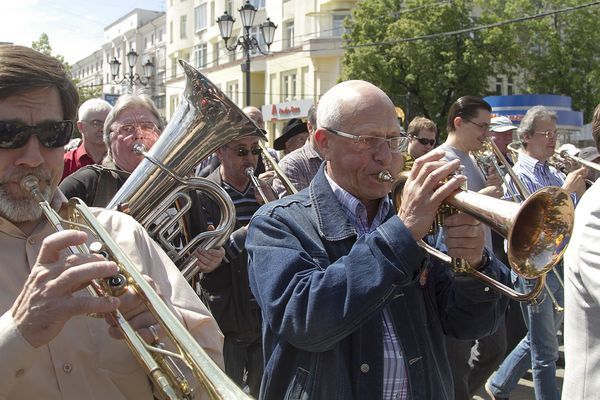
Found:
[195,133,276,396]
[245,80,510,399]
[0,45,224,399]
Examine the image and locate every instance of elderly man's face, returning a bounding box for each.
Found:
[109,106,160,172]
[523,118,557,162]
[0,87,64,222]
[489,129,514,154]
[78,109,110,148]
[284,132,309,154]
[317,94,403,205]
[217,136,261,184]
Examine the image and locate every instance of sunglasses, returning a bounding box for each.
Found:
[229,146,262,157]
[411,135,436,146]
[0,120,73,149]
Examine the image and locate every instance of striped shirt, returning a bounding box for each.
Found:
[325,172,409,400]
[208,180,261,261]
[504,152,568,202]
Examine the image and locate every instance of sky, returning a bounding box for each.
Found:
[0,0,166,64]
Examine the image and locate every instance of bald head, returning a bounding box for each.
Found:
[243,106,265,129]
[317,80,397,131]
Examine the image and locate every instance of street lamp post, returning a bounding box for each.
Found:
[217,1,277,106]
[109,49,155,90]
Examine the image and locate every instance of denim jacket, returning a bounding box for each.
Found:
[246,166,510,400]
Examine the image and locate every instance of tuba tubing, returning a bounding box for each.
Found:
[107,60,264,280]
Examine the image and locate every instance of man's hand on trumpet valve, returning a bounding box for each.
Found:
[104,275,163,344]
[11,230,121,348]
[398,150,467,240]
[443,213,486,270]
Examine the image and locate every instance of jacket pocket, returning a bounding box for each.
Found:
[285,367,310,400]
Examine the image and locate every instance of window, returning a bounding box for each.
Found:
[495,77,502,95]
[227,80,239,104]
[284,21,295,49]
[249,26,266,55]
[269,73,276,103]
[225,0,233,15]
[507,76,514,95]
[332,15,349,37]
[213,42,220,66]
[180,15,187,39]
[210,1,215,26]
[158,29,164,43]
[154,95,166,109]
[250,0,265,8]
[282,71,297,102]
[195,3,207,32]
[194,43,208,68]
[171,58,178,78]
[170,21,174,43]
[170,95,179,116]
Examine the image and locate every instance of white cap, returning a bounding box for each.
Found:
[490,116,518,133]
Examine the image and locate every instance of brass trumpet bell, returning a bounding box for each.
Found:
[448,186,574,279]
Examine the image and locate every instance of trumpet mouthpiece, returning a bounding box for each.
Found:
[378,170,393,182]
[245,167,255,176]
[20,175,40,193]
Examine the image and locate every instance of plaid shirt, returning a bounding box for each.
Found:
[273,140,323,197]
[325,172,409,400]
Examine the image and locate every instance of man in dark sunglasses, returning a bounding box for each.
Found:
[406,116,438,162]
[195,131,276,397]
[0,45,223,399]
[62,98,112,181]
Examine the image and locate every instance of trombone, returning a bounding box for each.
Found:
[245,166,270,204]
[21,175,251,400]
[258,141,298,196]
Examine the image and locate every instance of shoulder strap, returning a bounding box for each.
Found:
[91,167,121,207]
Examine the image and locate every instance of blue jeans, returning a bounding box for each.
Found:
[223,336,263,397]
[488,266,563,400]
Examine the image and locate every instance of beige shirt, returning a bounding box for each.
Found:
[0,192,224,400]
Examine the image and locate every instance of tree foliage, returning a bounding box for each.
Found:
[508,0,600,121]
[342,0,600,131]
[31,33,102,109]
[341,0,519,133]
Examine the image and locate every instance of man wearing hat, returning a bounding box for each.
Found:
[489,116,518,165]
[196,130,276,396]
[274,118,309,155]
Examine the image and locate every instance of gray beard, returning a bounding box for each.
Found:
[0,172,52,223]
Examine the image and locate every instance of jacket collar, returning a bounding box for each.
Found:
[308,164,358,241]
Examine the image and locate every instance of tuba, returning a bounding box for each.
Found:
[107,60,264,281]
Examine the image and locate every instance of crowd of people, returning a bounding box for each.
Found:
[1,43,599,400]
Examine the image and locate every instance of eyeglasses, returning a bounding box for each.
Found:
[228,146,262,157]
[82,119,104,128]
[533,130,558,139]
[410,135,436,146]
[323,127,408,153]
[113,122,160,136]
[463,117,491,132]
[0,120,73,149]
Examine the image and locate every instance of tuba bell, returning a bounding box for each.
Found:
[107,60,264,281]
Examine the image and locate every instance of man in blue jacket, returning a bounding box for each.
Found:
[246,79,509,400]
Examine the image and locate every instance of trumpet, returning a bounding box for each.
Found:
[259,142,298,196]
[483,141,567,311]
[383,170,575,302]
[21,175,251,400]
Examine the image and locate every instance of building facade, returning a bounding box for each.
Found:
[164,0,356,148]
